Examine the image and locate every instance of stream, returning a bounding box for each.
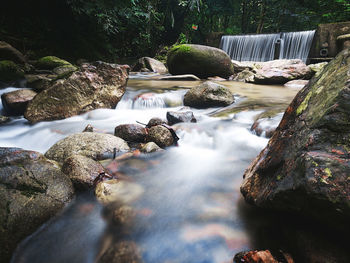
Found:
[1,75,300,263]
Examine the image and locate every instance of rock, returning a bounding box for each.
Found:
[251,113,283,138]
[252,59,313,84]
[111,204,136,229]
[233,250,279,263]
[231,60,255,72]
[140,142,162,153]
[24,61,128,123]
[308,62,328,78]
[157,74,200,81]
[1,89,37,115]
[25,74,53,92]
[207,76,227,81]
[0,147,74,262]
[241,48,350,227]
[284,79,309,89]
[98,241,143,263]
[132,57,167,74]
[52,64,78,78]
[36,56,72,70]
[146,117,167,128]
[166,111,197,125]
[0,41,26,64]
[233,69,255,82]
[167,44,234,79]
[0,115,10,124]
[0,60,24,81]
[82,124,95,132]
[183,81,234,108]
[146,125,175,148]
[95,179,144,204]
[61,155,105,190]
[114,124,147,143]
[45,132,130,164]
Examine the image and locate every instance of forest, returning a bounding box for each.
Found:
[1,0,349,61]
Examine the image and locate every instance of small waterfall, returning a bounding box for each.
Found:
[220,30,315,63]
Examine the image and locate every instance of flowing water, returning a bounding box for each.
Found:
[2,75,300,263]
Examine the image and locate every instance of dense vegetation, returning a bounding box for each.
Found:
[0,0,349,61]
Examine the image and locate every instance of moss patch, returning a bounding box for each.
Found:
[0,60,24,81]
[296,91,313,115]
[37,56,72,70]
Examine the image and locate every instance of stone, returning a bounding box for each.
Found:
[250,113,283,138]
[308,62,328,78]
[146,125,175,148]
[183,81,234,108]
[0,147,74,262]
[233,69,255,82]
[132,57,167,74]
[25,74,53,92]
[45,132,130,164]
[114,124,147,143]
[1,89,37,115]
[166,111,197,125]
[284,79,309,89]
[61,155,105,190]
[24,61,128,123]
[0,41,26,64]
[167,44,234,79]
[146,117,167,128]
[231,60,255,72]
[0,60,24,81]
[98,241,143,263]
[52,64,78,78]
[140,142,162,153]
[36,56,72,70]
[241,48,350,227]
[233,250,279,263]
[157,74,200,81]
[82,124,95,132]
[252,59,313,84]
[0,115,10,124]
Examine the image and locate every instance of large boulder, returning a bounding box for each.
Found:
[45,132,130,164]
[0,41,26,64]
[241,48,350,227]
[1,89,37,115]
[167,44,234,79]
[132,57,167,74]
[184,81,234,108]
[0,147,74,262]
[24,61,128,123]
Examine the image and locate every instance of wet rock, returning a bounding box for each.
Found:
[98,241,143,263]
[0,41,26,64]
[166,111,197,125]
[308,62,328,78]
[140,142,162,153]
[25,74,53,92]
[62,155,105,190]
[241,48,350,227]
[157,74,200,81]
[284,79,309,89]
[251,113,283,138]
[83,124,95,132]
[45,132,130,164]
[111,205,137,229]
[132,57,167,74]
[24,61,128,123]
[0,60,24,82]
[252,59,313,84]
[184,81,234,108]
[146,117,167,128]
[114,124,147,143]
[231,60,255,72]
[0,147,74,262]
[0,115,10,124]
[95,179,144,204]
[1,89,37,115]
[233,69,255,82]
[167,44,234,79]
[36,56,72,70]
[52,64,78,78]
[233,250,279,263]
[146,125,175,148]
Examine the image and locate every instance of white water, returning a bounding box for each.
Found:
[220,30,315,63]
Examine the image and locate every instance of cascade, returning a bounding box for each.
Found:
[220,30,315,63]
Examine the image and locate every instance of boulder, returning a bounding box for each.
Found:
[24,61,128,123]
[252,59,313,84]
[167,44,234,79]
[146,125,175,148]
[1,89,37,115]
[140,142,162,153]
[114,124,147,143]
[0,60,24,82]
[132,57,167,74]
[284,79,309,89]
[241,48,350,227]
[45,132,130,164]
[61,155,105,190]
[25,74,53,92]
[0,147,74,262]
[0,41,26,64]
[166,111,196,125]
[36,56,72,70]
[183,81,234,108]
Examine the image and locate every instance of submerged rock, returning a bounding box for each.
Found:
[114,124,147,143]
[184,81,234,108]
[24,61,128,123]
[166,110,197,125]
[1,89,37,115]
[167,44,234,79]
[241,48,350,227]
[0,147,74,262]
[146,125,175,148]
[45,132,130,164]
[132,57,167,74]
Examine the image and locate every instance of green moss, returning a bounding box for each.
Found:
[324,168,332,178]
[296,91,313,115]
[0,60,24,81]
[277,175,282,181]
[37,56,72,70]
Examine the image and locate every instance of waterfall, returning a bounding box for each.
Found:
[220,30,315,63]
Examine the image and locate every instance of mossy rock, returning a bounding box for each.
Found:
[36,56,72,70]
[167,44,234,79]
[0,60,24,81]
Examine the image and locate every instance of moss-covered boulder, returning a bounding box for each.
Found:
[167,44,234,79]
[241,48,350,227]
[0,147,74,262]
[0,60,24,82]
[36,56,72,70]
[24,62,128,123]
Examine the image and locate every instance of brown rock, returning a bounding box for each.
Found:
[233,250,278,263]
[1,89,37,115]
[146,125,174,148]
[114,124,147,143]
